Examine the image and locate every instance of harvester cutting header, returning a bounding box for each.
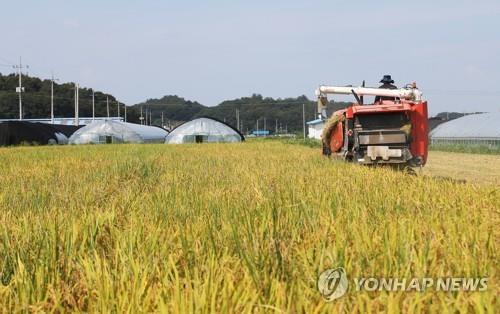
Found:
[317,75,428,168]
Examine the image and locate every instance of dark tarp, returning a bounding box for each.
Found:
[0,121,81,146]
[428,117,447,131]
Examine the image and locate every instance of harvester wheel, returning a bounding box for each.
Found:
[406,167,417,176]
[322,143,332,157]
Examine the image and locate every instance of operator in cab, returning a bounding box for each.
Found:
[375,75,397,102]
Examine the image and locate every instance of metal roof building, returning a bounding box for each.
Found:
[430,112,500,146]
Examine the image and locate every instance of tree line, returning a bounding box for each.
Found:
[0,72,349,133]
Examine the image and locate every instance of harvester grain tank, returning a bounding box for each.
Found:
[316,81,428,167]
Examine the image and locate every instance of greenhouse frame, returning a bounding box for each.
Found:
[69,120,168,144]
[165,117,244,144]
[429,112,500,147]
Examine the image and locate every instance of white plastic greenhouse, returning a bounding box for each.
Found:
[69,120,168,144]
[165,117,244,144]
[430,112,500,146]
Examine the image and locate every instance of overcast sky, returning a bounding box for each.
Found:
[1,0,499,115]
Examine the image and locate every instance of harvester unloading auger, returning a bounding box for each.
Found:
[316,81,428,168]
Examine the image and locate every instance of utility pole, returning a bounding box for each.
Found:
[302,103,306,139]
[77,85,79,126]
[145,108,148,125]
[140,106,144,125]
[264,117,266,132]
[50,73,58,124]
[236,109,240,131]
[106,96,110,118]
[92,89,95,121]
[13,57,28,120]
[124,104,127,122]
[275,119,278,134]
[74,83,79,126]
[256,119,259,135]
[149,110,152,125]
[161,111,164,128]
[117,101,120,119]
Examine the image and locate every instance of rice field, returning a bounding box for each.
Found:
[423,150,500,185]
[0,142,498,312]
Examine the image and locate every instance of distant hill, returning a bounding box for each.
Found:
[0,72,350,133]
[2,73,493,134]
[0,72,136,120]
[133,95,205,125]
[134,94,350,133]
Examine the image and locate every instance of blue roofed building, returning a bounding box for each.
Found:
[251,130,270,136]
[307,118,324,140]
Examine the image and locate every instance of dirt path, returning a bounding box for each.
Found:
[424,151,500,185]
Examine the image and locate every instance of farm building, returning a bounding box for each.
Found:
[307,119,324,140]
[69,120,168,144]
[165,117,244,144]
[0,121,80,146]
[430,112,500,146]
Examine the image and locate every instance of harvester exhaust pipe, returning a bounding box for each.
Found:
[360,80,365,105]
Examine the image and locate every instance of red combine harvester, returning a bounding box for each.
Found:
[316,81,428,168]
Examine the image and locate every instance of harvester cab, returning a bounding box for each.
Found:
[316,81,428,167]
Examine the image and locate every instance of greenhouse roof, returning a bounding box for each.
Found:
[69,120,168,144]
[430,112,500,139]
[165,117,244,144]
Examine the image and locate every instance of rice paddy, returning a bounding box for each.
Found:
[0,142,498,312]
